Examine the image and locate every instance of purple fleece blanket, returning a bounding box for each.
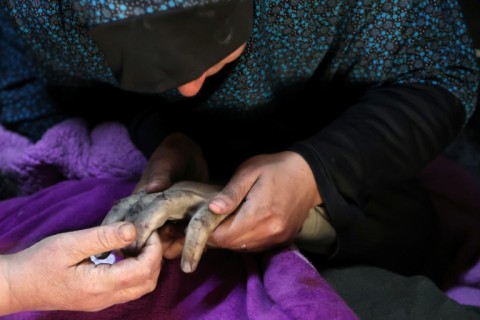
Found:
[0,119,146,195]
[0,179,356,320]
[0,121,357,319]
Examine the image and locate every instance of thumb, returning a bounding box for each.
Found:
[209,179,251,215]
[144,172,172,193]
[134,168,172,193]
[64,222,137,261]
[209,163,260,215]
[135,158,174,193]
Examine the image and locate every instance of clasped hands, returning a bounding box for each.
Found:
[99,133,322,273]
[100,181,229,273]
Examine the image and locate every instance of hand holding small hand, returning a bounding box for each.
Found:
[207,151,322,252]
[0,222,162,315]
[100,132,208,264]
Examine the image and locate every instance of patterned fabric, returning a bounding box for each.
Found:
[204,0,478,118]
[0,7,64,141]
[74,0,240,25]
[0,0,478,140]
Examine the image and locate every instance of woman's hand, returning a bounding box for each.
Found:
[122,132,208,261]
[207,151,322,252]
[135,132,208,193]
[0,222,162,315]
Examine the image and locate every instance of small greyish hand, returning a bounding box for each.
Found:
[99,181,230,273]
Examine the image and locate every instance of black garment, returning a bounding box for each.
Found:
[458,0,480,48]
[325,178,439,277]
[290,84,465,232]
[320,265,480,320]
[0,174,19,200]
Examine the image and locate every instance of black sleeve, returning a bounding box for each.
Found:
[289,84,465,230]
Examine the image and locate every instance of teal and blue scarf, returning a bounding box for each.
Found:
[1,0,478,140]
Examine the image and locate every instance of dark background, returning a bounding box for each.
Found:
[458,0,480,48]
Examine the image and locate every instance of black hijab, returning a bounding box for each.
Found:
[86,0,253,93]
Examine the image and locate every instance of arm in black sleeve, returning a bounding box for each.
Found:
[289,84,465,230]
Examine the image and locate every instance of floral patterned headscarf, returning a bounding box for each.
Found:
[4,0,253,93]
[1,0,478,141]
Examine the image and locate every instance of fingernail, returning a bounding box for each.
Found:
[118,223,135,242]
[210,199,226,212]
[145,183,156,193]
[146,181,166,193]
[181,261,192,273]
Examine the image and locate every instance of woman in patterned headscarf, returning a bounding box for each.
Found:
[1,0,480,316]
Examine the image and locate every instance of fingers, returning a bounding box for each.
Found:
[96,192,157,259]
[134,132,210,194]
[135,230,162,264]
[208,179,294,252]
[112,232,162,299]
[208,153,319,253]
[142,167,174,193]
[208,202,267,252]
[101,232,162,286]
[103,181,227,273]
[101,192,149,226]
[83,232,163,311]
[136,141,176,193]
[6,218,163,313]
[159,224,186,260]
[181,205,230,273]
[123,189,206,255]
[209,169,257,215]
[61,222,137,262]
[135,172,171,193]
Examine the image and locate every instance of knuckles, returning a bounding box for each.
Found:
[262,207,294,242]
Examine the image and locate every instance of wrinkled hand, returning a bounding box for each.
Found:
[208,151,322,252]
[98,133,211,273]
[0,222,161,315]
[100,182,228,273]
[135,132,208,193]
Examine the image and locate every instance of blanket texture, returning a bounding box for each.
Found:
[0,119,146,196]
[0,178,357,320]
[0,120,357,319]
[447,261,480,307]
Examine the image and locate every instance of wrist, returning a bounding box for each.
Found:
[296,206,336,255]
[0,253,40,315]
[287,151,322,206]
[0,255,16,315]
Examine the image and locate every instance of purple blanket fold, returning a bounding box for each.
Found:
[0,179,357,320]
[447,261,480,308]
[0,119,147,195]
